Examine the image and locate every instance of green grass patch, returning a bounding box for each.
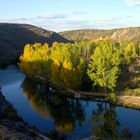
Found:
[122,88,140,96]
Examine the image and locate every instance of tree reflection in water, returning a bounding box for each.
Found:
[92,103,120,139]
[92,103,134,139]
[22,78,138,140]
[22,78,85,135]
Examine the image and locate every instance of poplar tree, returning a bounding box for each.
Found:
[87,43,121,92]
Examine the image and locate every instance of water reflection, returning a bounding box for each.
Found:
[92,103,134,139]
[1,66,140,140]
[21,78,140,139]
[22,78,85,134]
[92,103,120,138]
[0,65,24,86]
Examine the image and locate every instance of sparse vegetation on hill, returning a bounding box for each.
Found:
[60,29,117,42]
[59,27,140,42]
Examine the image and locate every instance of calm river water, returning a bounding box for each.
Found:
[0,65,140,140]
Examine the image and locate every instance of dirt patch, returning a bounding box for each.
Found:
[117,96,140,109]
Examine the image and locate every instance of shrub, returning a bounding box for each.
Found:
[108,93,117,104]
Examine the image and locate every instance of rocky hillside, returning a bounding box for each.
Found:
[111,27,140,41]
[0,23,70,64]
[59,27,140,42]
[60,29,117,41]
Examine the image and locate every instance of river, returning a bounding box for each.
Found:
[0,65,140,140]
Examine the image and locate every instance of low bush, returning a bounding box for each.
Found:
[108,93,117,104]
[122,88,140,96]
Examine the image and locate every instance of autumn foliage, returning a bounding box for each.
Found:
[20,40,140,92]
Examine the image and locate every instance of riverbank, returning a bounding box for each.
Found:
[57,89,140,110]
[59,90,140,110]
[0,90,50,140]
[117,95,140,110]
[29,76,140,110]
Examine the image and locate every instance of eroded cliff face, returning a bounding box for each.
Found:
[111,27,140,41]
[0,90,49,140]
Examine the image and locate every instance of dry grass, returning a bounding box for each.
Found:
[117,96,140,109]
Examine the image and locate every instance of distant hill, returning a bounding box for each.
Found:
[59,27,140,42]
[1,24,140,65]
[60,29,117,41]
[0,23,70,64]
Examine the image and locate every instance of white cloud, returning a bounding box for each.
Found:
[125,0,140,6]
[0,14,139,32]
[37,13,67,20]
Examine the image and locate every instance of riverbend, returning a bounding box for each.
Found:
[1,65,140,140]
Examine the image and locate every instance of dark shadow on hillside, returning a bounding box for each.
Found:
[0,23,71,64]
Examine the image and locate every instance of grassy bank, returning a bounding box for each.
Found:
[121,88,140,96]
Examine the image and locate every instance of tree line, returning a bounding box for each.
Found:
[19,40,140,93]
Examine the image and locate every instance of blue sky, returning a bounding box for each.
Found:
[0,0,140,32]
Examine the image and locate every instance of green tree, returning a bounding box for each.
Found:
[123,43,136,64]
[87,42,121,93]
